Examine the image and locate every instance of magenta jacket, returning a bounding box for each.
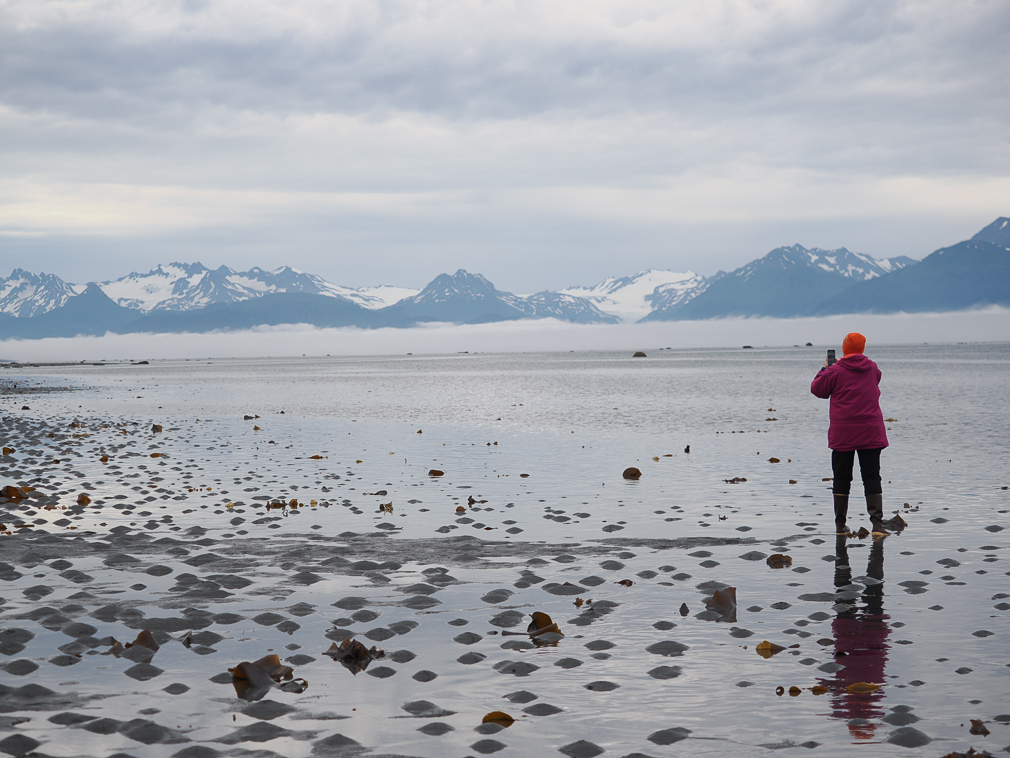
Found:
[810,354,889,451]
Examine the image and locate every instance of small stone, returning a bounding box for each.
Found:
[885,727,931,748]
[559,740,604,757]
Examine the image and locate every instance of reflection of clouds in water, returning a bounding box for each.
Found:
[822,538,890,740]
[2,307,1008,362]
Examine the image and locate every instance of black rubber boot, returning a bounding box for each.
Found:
[866,493,889,536]
[833,494,850,535]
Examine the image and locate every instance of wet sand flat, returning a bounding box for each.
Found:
[1,346,1008,757]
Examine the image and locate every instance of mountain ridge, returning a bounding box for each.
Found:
[2,217,1007,338]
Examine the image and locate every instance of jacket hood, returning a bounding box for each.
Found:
[839,354,874,372]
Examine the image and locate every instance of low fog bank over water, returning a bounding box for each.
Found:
[2,307,1008,362]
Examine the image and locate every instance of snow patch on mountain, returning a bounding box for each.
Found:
[561,269,707,322]
[0,269,83,317]
[740,245,915,284]
[96,263,417,312]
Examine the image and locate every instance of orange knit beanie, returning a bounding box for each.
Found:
[842,332,866,355]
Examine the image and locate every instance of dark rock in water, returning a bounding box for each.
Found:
[332,596,369,610]
[493,660,539,676]
[457,652,486,665]
[0,660,38,677]
[524,702,562,716]
[402,596,441,610]
[646,640,689,657]
[554,658,582,669]
[623,467,642,480]
[401,583,439,596]
[882,710,920,726]
[885,727,931,748]
[481,589,514,604]
[290,571,322,585]
[504,691,537,704]
[252,613,286,627]
[633,352,647,358]
[48,712,96,726]
[648,727,692,745]
[584,680,619,691]
[363,628,395,642]
[474,722,504,734]
[0,629,35,646]
[490,610,525,628]
[124,663,164,681]
[648,665,683,680]
[544,582,584,596]
[216,721,291,744]
[242,700,296,721]
[412,670,438,683]
[311,733,361,756]
[120,718,188,745]
[388,620,418,635]
[470,739,506,755]
[172,745,222,757]
[560,740,605,757]
[62,622,98,638]
[0,734,41,757]
[83,717,124,734]
[402,700,456,718]
[366,666,396,679]
[418,722,454,736]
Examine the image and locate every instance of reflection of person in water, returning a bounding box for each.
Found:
[819,537,890,740]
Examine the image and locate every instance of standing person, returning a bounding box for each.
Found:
[810,333,890,536]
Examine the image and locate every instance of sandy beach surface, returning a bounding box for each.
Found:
[1,346,1008,758]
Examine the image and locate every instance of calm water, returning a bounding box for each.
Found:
[1,343,1008,757]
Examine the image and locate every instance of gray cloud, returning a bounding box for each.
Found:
[1,0,1008,290]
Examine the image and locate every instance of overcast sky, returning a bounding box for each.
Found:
[1,0,1008,292]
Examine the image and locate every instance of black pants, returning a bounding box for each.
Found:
[832,448,883,496]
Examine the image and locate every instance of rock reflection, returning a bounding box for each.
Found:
[821,537,890,740]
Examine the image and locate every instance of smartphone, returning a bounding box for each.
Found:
[827,349,836,366]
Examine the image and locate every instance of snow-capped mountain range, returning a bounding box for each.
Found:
[0,263,416,319]
[97,263,416,313]
[1,217,1007,337]
[0,244,914,325]
[732,245,914,283]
